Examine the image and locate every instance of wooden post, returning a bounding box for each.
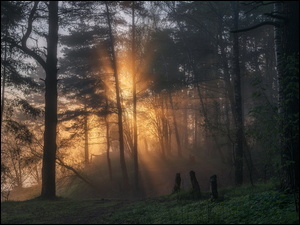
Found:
[210,175,218,200]
[190,170,201,198]
[172,173,181,193]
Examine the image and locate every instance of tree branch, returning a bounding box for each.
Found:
[230,21,280,33]
[56,157,99,190]
[5,2,47,70]
[243,1,279,14]
[264,13,287,21]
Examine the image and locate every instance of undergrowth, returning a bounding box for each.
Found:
[1,181,299,224]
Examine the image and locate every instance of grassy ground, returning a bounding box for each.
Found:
[1,182,299,224]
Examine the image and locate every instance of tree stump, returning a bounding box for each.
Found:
[210,175,218,200]
[172,173,181,193]
[189,170,201,198]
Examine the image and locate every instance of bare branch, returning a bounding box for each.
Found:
[21,2,39,47]
[243,1,279,14]
[264,13,287,21]
[5,2,47,70]
[230,21,280,33]
[56,157,98,190]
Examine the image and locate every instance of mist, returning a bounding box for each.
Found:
[1,1,298,214]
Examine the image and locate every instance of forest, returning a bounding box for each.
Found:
[1,1,299,224]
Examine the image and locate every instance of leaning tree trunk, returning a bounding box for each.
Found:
[41,1,59,199]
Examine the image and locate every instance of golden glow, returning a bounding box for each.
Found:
[57,40,157,166]
[56,34,194,196]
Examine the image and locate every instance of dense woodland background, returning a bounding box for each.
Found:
[1,1,298,204]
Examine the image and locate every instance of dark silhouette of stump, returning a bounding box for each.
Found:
[210,175,218,200]
[172,173,181,193]
[189,170,201,198]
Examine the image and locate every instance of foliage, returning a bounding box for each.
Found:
[1,183,298,224]
[4,120,33,145]
[17,99,44,119]
[280,54,299,139]
[1,1,25,33]
[1,0,295,202]
[246,73,280,180]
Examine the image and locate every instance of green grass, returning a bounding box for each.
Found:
[1,182,299,224]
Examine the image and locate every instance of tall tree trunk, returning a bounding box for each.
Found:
[131,2,139,191]
[217,14,236,121]
[168,91,182,157]
[240,27,254,186]
[41,1,59,199]
[18,159,22,187]
[104,85,113,181]
[105,2,129,187]
[105,113,112,181]
[84,103,89,166]
[168,92,182,157]
[194,107,198,151]
[166,109,172,155]
[143,137,148,153]
[154,96,166,159]
[1,39,7,130]
[162,97,171,156]
[4,1,59,199]
[182,91,188,151]
[231,1,244,186]
[35,164,40,184]
[196,83,226,162]
[10,153,22,187]
[274,1,299,192]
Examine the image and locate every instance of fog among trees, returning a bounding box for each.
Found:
[1,1,298,205]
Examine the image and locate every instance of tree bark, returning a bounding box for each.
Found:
[1,39,7,130]
[189,170,201,198]
[3,1,59,199]
[41,1,59,199]
[182,93,188,151]
[210,175,218,200]
[104,98,113,181]
[172,173,181,193]
[231,1,244,186]
[105,115,112,181]
[132,2,139,191]
[84,104,89,166]
[105,2,129,187]
[168,92,182,157]
[274,1,299,192]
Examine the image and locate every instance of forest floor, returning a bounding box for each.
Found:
[1,182,299,224]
